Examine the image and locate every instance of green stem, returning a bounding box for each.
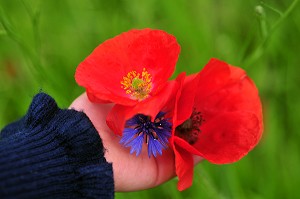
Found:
[260,1,283,16]
[270,0,299,32]
[242,0,299,68]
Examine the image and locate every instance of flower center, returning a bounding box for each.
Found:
[120,112,172,157]
[129,113,169,144]
[175,109,204,145]
[121,68,152,100]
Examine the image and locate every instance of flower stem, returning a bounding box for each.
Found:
[242,0,299,68]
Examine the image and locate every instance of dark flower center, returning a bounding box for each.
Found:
[133,115,159,143]
[121,112,172,157]
[175,109,204,145]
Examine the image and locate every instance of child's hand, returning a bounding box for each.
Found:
[70,93,189,192]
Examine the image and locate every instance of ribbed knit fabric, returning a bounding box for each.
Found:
[0,93,114,198]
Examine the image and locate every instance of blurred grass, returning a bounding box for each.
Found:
[1,0,300,198]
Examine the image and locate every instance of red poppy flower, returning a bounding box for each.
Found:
[75,28,180,106]
[172,58,263,190]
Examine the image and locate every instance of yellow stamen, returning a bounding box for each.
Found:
[121,68,152,100]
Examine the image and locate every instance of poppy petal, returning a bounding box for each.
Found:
[127,29,180,91]
[195,58,231,101]
[193,59,263,148]
[195,59,262,119]
[194,111,260,164]
[173,136,202,156]
[106,104,130,136]
[173,144,194,191]
[176,74,198,125]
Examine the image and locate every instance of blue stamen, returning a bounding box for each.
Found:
[120,112,172,157]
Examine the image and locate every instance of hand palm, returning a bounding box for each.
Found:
[70,93,175,191]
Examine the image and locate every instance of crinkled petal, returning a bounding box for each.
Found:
[194,111,260,164]
[194,58,231,101]
[195,58,262,121]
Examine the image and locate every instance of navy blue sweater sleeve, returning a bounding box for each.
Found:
[0,93,114,198]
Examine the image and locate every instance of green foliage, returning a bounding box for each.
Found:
[1,0,299,198]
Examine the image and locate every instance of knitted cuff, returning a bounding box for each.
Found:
[0,93,114,198]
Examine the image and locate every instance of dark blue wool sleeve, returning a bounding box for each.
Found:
[0,93,114,199]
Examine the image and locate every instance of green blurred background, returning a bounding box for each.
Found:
[1,0,299,198]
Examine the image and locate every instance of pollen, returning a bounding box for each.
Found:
[121,68,152,100]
